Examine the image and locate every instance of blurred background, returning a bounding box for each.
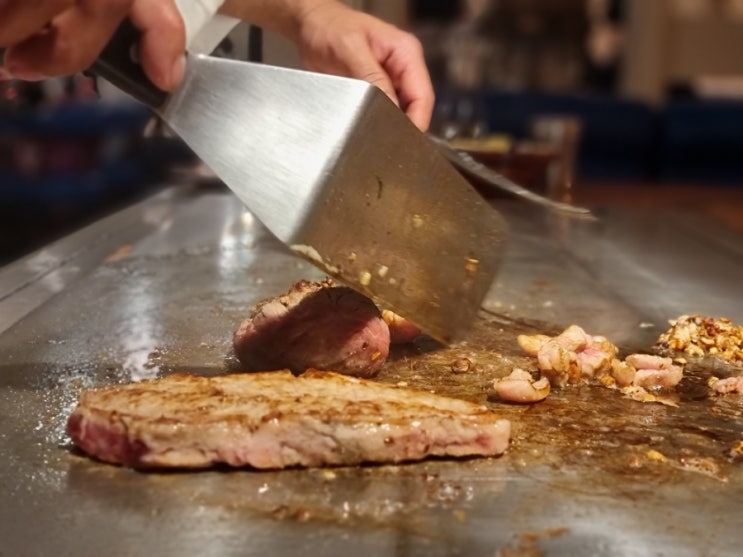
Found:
[2,0,743,265]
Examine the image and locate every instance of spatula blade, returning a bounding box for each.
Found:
[160,55,507,343]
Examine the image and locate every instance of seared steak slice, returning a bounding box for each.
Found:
[66,370,511,469]
[233,279,390,377]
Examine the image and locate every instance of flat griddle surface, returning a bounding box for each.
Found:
[0,185,741,557]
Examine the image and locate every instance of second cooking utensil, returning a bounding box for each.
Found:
[429,135,596,220]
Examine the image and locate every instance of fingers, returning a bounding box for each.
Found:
[364,28,434,132]
[0,0,73,46]
[400,85,435,132]
[340,45,434,132]
[298,6,435,133]
[383,37,435,132]
[2,0,185,92]
[302,29,434,131]
[335,41,400,106]
[130,0,185,91]
[4,0,133,81]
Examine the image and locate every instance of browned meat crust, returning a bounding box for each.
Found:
[655,314,743,367]
[67,370,511,469]
[233,279,390,377]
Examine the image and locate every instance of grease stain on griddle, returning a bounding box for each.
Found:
[6,305,742,541]
[379,313,742,489]
[58,311,739,534]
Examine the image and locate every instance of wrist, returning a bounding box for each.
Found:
[220,0,342,42]
[281,0,342,41]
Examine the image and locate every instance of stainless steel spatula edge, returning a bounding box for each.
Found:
[89,22,509,344]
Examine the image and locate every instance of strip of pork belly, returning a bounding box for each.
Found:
[67,370,511,469]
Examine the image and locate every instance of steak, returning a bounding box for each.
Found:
[233,279,390,377]
[66,370,511,469]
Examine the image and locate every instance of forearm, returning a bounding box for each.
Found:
[219,0,337,41]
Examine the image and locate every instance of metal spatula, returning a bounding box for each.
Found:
[91,22,508,344]
[428,135,596,220]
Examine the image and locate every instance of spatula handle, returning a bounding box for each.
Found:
[88,19,169,109]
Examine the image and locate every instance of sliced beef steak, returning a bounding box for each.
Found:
[67,370,511,469]
[233,279,390,377]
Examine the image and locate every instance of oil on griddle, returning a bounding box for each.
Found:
[106,308,742,535]
[376,312,741,484]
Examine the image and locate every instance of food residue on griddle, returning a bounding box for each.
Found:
[656,314,743,367]
[498,324,685,406]
[496,527,570,557]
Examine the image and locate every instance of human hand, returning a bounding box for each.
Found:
[0,0,186,92]
[293,2,434,132]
